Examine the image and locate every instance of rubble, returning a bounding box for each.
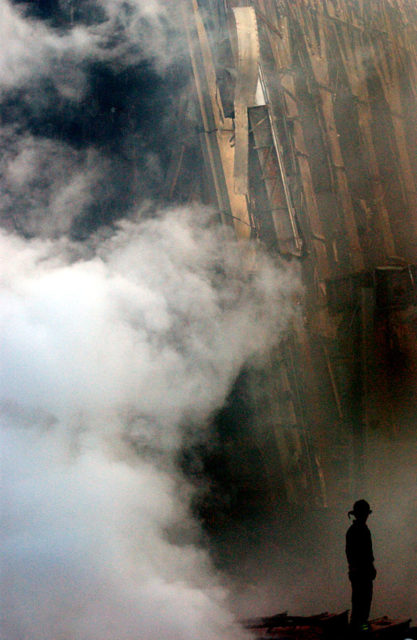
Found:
[242,611,414,639]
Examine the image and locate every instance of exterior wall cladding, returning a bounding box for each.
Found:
[167,0,417,508]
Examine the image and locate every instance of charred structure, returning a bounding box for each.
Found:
[168,0,417,515]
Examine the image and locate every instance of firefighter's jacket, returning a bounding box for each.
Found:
[346,520,376,580]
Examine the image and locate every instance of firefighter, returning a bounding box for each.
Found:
[346,499,377,633]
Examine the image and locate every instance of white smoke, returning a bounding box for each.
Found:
[0,129,106,237]
[0,0,95,95]
[1,424,241,640]
[0,0,181,96]
[1,210,300,640]
[0,0,185,237]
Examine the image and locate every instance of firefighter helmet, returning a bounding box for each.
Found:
[348,499,372,518]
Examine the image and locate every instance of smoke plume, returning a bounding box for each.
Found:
[0,207,299,639]
[0,1,302,637]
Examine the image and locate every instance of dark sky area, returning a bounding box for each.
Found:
[2,0,188,238]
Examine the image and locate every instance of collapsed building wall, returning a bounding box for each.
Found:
[168,0,417,510]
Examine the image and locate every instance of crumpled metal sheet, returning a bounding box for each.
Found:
[232,6,260,195]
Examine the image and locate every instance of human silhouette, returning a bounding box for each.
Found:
[346,499,376,633]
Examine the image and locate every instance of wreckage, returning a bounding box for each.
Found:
[169,0,417,513]
[167,0,417,632]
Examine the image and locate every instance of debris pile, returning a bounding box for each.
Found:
[243,611,414,639]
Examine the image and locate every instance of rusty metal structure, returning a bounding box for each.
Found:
[167,0,417,508]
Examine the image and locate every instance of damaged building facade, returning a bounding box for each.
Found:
[167,0,417,513]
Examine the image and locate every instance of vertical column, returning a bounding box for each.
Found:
[290,1,364,272]
[365,6,417,243]
[329,11,396,260]
[256,0,330,280]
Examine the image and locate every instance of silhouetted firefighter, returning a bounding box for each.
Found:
[346,500,377,633]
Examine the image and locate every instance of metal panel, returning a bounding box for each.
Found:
[232,6,260,195]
